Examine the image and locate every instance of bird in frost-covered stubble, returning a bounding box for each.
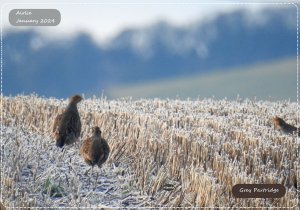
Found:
[272,116,299,137]
[52,94,83,148]
[80,126,110,187]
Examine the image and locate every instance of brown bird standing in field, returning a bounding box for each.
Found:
[272,116,299,137]
[80,126,110,168]
[80,126,110,185]
[53,95,82,148]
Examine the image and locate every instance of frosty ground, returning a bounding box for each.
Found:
[1,95,299,208]
[1,125,152,208]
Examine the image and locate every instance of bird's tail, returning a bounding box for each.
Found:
[55,133,65,148]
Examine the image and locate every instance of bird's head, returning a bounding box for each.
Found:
[70,94,83,104]
[92,126,102,136]
[273,116,285,127]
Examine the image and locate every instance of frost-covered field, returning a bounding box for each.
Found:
[1,95,299,208]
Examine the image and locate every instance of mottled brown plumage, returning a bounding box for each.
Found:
[80,127,110,168]
[53,95,82,148]
[273,116,299,137]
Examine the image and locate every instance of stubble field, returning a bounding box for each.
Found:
[1,94,299,208]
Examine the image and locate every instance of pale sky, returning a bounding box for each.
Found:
[1,0,294,44]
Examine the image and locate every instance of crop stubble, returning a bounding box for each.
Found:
[1,95,299,208]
